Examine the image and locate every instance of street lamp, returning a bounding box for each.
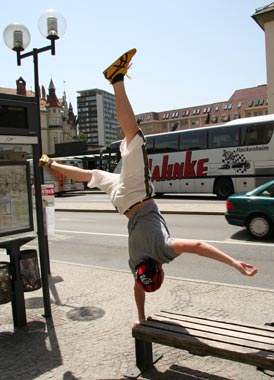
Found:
[3,9,66,160]
[3,9,66,319]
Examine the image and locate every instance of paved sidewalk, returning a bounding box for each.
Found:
[1,259,274,380]
[54,199,226,215]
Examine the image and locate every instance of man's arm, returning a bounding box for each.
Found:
[171,239,258,276]
[39,155,92,183]
[133,279,146,326]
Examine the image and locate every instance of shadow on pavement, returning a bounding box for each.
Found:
[230,229,274,244]
[125,364,238,380]
[0,318,62,380]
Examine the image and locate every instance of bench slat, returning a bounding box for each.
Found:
[159,311,274,337]
[149,315,274,346]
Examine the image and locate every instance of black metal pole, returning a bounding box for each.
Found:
[32,145,51,318]
[32,49,52,318]
[33,49,44,181]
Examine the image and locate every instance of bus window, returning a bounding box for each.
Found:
[179,130,207,151]
[154,133,178,153]
[109,141,121,172]
[145,136,154,154]
[208,125,239,148]
[241,123,274,146]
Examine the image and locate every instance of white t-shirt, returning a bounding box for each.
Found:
[87,131,154,214]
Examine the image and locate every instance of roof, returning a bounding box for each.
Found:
[0,87,35,97]
[252,2,274,30]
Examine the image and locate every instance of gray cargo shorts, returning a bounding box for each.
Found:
[127,202,178,273]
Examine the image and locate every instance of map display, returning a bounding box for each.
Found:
[0,162,33,237]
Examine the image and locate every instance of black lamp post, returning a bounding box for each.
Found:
[3,9,66,319]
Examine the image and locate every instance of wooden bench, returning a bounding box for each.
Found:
[125,311,274,378]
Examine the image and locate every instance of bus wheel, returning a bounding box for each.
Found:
[214,178,234,200]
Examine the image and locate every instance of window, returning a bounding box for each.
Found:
[179,130,207,151]
[181,120,188,127]
[145,136,154,154]
[191,119,199,126]
[259,184,274,197]
[241,123,274,145]
[154,133,179,153]
[215,105,219,111]
[221,115,230,122]
[237,102,242,108]
[208,126,239,148]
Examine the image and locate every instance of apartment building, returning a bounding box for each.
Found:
[116,84,268,140]
[77,88,118,147]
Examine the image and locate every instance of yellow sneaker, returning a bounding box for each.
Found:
[103,48,137,83]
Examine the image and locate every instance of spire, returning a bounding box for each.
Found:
[46,78,61,108]
[48,79,56,90]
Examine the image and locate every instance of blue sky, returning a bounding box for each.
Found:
[0,0,268,114]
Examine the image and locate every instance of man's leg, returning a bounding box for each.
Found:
[103,48,139,145]
[112,81,139,145]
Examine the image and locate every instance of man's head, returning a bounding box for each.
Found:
[135,259,164,292]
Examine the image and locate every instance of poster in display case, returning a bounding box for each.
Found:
[0,161,33,237]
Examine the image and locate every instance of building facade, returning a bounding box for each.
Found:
[0,77,77,155]
[252,2,274,114]
[77,88,119,147]
[116,84,268,140]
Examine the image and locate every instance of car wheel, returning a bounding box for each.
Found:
[214,178,234,200]
[246,214,273,239]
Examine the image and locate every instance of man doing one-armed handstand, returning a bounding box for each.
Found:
[39,48,258,325]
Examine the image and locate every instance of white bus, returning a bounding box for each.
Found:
[108,114,274,199]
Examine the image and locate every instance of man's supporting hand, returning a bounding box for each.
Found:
[39,154,53,168]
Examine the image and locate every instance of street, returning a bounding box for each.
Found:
[53,211,274,288]
[1,192,274,289]
[21,202,274,289]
